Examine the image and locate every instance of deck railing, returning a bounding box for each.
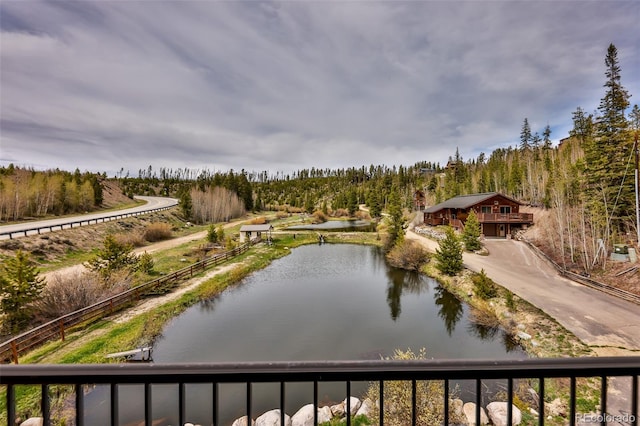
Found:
[477,212,534,223]
[1,357,638,426]
[0,241,254,364]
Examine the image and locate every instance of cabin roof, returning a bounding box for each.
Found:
[239,224,273,232]
[424,192,522,213]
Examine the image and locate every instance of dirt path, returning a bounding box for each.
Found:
[406,230,640,354]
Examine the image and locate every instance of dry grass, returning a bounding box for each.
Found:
[114,231,145,247]
[143,222,173,242]
[250,216,267,224]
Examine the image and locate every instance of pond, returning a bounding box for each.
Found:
[286,219,376,232]
[86,244,525,425]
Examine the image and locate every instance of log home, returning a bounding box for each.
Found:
[423,192,533,238]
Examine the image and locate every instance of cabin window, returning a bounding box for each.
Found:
[481,206,491,213]
[500,206,511,214]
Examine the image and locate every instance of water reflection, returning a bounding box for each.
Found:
[434,285,464,336]
[384,266,429,321]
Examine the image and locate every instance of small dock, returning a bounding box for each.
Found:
[106,346,153,362]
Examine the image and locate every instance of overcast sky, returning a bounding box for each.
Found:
[1,1,639,177]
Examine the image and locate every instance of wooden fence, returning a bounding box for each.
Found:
[0,241,254,364]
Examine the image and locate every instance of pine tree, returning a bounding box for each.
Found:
[434,227,463,276]
[385,189,404,250]
[0,250,45,333]
[520,118,532,151]
[462,210,482,251]
[586,43,633,223]
[86,235,139,279]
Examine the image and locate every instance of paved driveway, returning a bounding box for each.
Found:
[406,231,640,352]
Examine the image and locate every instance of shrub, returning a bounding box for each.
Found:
[86,235,139,279]
[114,231,145,248]
[386,240,430,271]
[472,269,498,299]
[207,224,219,244]
[366,348,463,425]
[250,216,267,224]
[136,252,155,274]
[32,271,130,322]
[312,210,328,223]
[276,211,289,219]
[143,222,172,242]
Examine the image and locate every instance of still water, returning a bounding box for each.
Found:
[286,219,376,231]
[87,244,525,425]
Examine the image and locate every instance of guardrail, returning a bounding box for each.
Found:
[1,357,638,426]
[519,237,640,305]
[0,205,175,240]
[0,241,254,364]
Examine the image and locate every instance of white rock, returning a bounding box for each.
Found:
[463,402,489,425]
[344,397,362,416]
[486,401,522,426]
[545,397,566,417]
[318,406,333,423]
[231,416,255,426]
[255,409,292,426]
[292,404,314,426]
[517,331,531,340]
[291,404,335,426]
[20,419,43,426]
[450,398,464,420]
[356,398,374,417]
[330,402,345,417]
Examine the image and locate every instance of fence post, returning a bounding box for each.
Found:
[11,341,19,364]
[59,319,65,341]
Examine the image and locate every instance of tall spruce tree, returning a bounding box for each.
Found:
[462,210,482,251]
[520,118,532,151]
[585,43,632,225]
[434,227,463,276]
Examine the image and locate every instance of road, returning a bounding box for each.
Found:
[406,231,640,352]
[0,196,178,240]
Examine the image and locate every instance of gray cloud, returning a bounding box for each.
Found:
[1,1,638,176]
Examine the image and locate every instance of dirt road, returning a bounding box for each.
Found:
[406,231,640,353]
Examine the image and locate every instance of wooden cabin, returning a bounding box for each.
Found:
[423,192,533,238]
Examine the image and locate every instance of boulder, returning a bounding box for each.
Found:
[318,406,333,423]
[330,402,345,418]
[292,404,315,426]
[463,402,489,425]
[255,409,292,426]
[486,402,522,426]
[450,398,465,421]
[231,416,255,426]
[545,397,566,417]
[291,404,334,426]
[356,398,374,417]
[345,397,362,416]
[20,419,43,426]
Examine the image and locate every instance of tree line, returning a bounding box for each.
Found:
[0,165,103,221]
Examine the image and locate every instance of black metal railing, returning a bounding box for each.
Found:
[1,357,638,426]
